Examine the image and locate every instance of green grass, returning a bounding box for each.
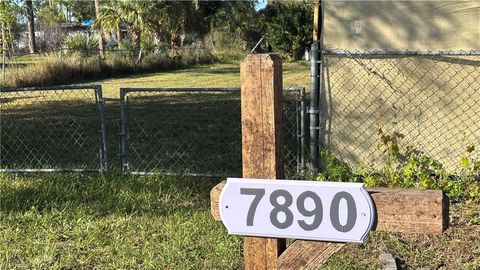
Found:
[2,173,478,269]
[2,61,479,269]
[9,53,49,65]
[0,173,242,269]
[98,61,310,97]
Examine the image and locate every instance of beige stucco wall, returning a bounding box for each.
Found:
[322,1,480,171]
[324,1,480,50]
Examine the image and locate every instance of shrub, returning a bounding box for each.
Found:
[62,33,99,57]
[3,50,215,88]
[261,2,313,60]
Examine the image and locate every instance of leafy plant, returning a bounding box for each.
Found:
[0,0,18,55]
[62,33,99,57]
[316,151,353,182]
[261,2,313,60]
[316,126,480,224]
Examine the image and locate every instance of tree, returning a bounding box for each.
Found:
[211,1,262,49]
[261,2,313,59]
[66,0,95,23]
[25,0,36,53]
[0,0,18,53]
[93,0,104,59]
[94,0,158,57]
[1,0,18,83]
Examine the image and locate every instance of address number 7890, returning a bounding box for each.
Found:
[219,178,375,243]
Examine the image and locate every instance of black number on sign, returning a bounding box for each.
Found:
[297,191,323,231]
[240,188,265,226]
[330,191,357,232]
[270,189,294,229]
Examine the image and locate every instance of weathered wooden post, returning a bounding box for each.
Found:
[210,53,449,269]
[240,53,285,269]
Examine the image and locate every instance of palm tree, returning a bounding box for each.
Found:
[94,0,105,59]
[94,0,158,58]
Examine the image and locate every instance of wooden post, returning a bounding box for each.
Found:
[210,52,449,270]
[240,54,285,269]
[313,0,320,42]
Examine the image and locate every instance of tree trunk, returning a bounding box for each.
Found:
[25,0,36,54]
[133,31,141,62]
[116,28,122,43]
[126,25,141,61]
[94,0,105,59]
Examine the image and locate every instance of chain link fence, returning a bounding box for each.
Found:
[322,49,480,172]
[120,87,306,178]
[0,85,107,172]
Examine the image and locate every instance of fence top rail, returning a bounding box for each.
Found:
[120,86,305,96]
[0,168,103,173]
[120,87,241,94]
[323,49,480,56]
[0,84,101,93]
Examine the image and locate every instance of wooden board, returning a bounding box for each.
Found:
[368,187,449,234]
[211,181,449,235]
[278,241,345,270]
[240,54,285,270]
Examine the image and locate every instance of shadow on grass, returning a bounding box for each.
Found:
[123,90,301,178]
[0,173,219,216]
[124,91,242,176]
[1,87,302,178]
[0,90,103,170]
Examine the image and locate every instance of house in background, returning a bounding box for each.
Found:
[323,1,479,50]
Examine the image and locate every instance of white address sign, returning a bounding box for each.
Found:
[219,178,376,243]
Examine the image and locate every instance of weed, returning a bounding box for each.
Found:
[317,126,480,224]
[3,50,215,88]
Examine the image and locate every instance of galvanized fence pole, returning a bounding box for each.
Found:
[299,87,306,174]
[95,85,108,173]
[119,88,129,173]
[310,42,320,178]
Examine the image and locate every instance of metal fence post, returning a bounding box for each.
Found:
[310,43,320,178]
[95,85,108,173]
[119,88,129,173]
[299,87,306,174]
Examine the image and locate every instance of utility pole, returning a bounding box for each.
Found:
[310,0,323,178]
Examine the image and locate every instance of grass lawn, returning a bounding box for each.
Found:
[8,53,50,65]
[1,61,479,269]
[1,173,478,269]
[0,173,242,269]
[98,61,310,97]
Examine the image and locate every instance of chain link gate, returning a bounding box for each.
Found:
[119,87,306,178]
[0,85,108,173]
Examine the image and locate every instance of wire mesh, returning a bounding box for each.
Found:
[322,50,480,172]
[120,87,306,179]
[0,85,107,172]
